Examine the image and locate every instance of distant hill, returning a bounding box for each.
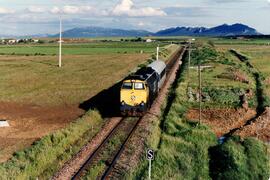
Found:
[51,27,152,38]
[155,23,262,36]
[10,23,260,38]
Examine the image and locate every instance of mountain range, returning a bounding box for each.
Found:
[53,27,151,38]
[0,23,261,39]
[51,23,261,38]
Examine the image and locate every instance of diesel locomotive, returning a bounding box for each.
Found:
[120,60,166,116]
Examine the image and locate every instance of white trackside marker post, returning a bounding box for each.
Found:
[146,149,154,180]
[59,16,62,68]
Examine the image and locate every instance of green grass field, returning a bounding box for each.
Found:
[0,54,149,106]
[0,42,159,56]
[0,42,169,106]
[217,44,270,97]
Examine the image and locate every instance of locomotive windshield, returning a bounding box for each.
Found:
[122,82,132,89]
[122,82,145,90]
[134,82,144,90]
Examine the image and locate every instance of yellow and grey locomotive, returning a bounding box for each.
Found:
[120,60,166,116]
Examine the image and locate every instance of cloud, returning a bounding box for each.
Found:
[138,22,145,26]
[50,5,106,15]
[26,6,46,13]
[51,6,93,14]
[209,0,249,3]
[51,7,61,14]
[112,0,166,17]
[163,6,211,17]
[0,7,15,14]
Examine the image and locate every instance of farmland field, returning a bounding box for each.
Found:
[0,41,169,162]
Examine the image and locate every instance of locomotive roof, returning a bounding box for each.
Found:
[147,60,166,75]
[124,67,155,81]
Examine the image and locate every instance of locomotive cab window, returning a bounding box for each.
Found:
[122,82,133,89]
[134,82,144,90]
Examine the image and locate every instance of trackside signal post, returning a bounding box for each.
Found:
[146,149,154,180]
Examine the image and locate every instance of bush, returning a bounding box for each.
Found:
[209,137,270,180]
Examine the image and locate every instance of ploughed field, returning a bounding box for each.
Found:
[0,42,160,162]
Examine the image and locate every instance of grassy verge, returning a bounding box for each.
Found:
[130,48,217,179]
[228,49,270,110]
[210,136,269,180]
[128,44,270,179]
[0,110,105,179]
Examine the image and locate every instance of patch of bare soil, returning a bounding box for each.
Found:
[186,108,256,137]
[235,107,270,142]
[0,101,84,162]
[217,68,250,84]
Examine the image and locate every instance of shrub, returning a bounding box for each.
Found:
[209,137,270,180]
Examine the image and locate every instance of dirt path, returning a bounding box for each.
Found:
[0,102,84,162]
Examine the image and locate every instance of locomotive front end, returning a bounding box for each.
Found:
[120,79,148,116]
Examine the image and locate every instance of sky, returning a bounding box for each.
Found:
[0,0,270,36]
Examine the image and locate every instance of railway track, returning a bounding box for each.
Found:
[72,117,142,179]
[53,46,186,180]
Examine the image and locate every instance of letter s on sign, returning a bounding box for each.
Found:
[146,149,154,160]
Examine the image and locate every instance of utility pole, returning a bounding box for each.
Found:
[198,58,202,124]
[187,39,195,83]
[156,45,159,61]
[59,16,62,68]
[188,41,191,81]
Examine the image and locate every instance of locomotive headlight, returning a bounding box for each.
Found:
[121,101,125,105]
[140,102,145,106]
